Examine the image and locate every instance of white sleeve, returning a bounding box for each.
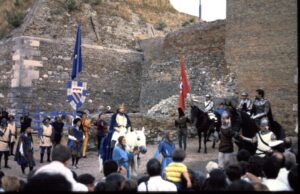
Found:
[137,183,146,192]
[19,142,24,156]
[68,135,77,141]
[205,101,214,112]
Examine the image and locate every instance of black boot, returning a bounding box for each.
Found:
[4,161,11,169]
[47,153,51,162]
[40,153,44,163]
[21,166,25,174]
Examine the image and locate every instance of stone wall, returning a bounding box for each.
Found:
[0,36,143,113]
[225,0,298,134]
[140,21,236,113]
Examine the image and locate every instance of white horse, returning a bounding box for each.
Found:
[125,127,147,177]
[98,127,147,177]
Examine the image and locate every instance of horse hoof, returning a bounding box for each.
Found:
[197,150,200,153]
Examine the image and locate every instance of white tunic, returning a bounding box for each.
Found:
[7,122,17,143]
[111,114,128,142]
[0,127,10,151]
[204,100,214,113]
[40,125,53,147]
[256,131,274,157]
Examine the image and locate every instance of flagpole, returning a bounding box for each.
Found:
[76,24,80,81]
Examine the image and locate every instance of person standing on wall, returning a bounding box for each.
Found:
[175,108,190,151]
[81,112,91,158]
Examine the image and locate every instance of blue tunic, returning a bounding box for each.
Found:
[15,133,35,168]
[112,145,134,178]
[100,113,131,162]
[153,140,175,177]
[67,126,84,157]
[215,108,225,117]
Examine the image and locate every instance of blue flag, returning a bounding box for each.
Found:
[71,25,82,80]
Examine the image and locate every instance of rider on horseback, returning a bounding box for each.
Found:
[204,94,218,141]
[251,89,272,127]
[237,92,252,115]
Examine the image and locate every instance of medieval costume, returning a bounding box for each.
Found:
[0,119,11,168]
[15,128,35,174]
[154,131,176,177]
[110,106,131,145]
[175,108,190,151]
[20,114,32,133]
[94,113,108,152]
[67,118,84,168]
[204,94,217,121]
[51,117,64,146]
[218,111,239,169]
[7,115,17,155]
[240,118,276,158]
[81,113,91,158]
[39,118,53,163]
[101,104,131,162]
[112,141,135,178]
[251,89,273,127]
[238,92,253,115]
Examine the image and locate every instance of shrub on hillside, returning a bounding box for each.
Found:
[5,10,25,28]
[157,21,167,31]
[65,0,77,12]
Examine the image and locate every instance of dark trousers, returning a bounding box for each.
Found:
[21,165,33,174]
[0,151,9,167]
[97,135,104,152]
[178,130,187,151]
[10,142,15,155]
[40,146,52,162]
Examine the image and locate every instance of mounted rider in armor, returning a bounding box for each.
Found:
[237,92,253,115]
[251,89,273,127]
[204,94,218,141]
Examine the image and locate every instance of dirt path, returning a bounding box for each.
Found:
[1,137,220,181]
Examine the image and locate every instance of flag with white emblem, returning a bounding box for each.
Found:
[178,56,191,111]
[67,24,86,111]
[67,80,87,110]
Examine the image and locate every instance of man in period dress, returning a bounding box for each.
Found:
[81,113,91,158]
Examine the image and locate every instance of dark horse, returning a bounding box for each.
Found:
[190,105,217,153]
[226,102,285,155]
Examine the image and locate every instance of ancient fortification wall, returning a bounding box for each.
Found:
[0,36,143,113]
[140,20,235,114]
[0,0,297,135]
[225,0,298,133]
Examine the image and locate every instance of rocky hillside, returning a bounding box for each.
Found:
[0,0,35,39]
[1,0,197,49]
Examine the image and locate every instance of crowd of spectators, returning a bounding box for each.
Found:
[0,138,297,192]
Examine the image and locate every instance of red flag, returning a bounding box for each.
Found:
[178,57,191,111]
